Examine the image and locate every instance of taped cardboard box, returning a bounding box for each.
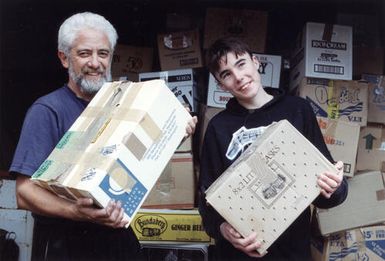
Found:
[157,29,202,71]
[142,153,195,209]
[290,22,352,91]
[361,74,385,124]
[31,80,192,226]
[205,119,337,254]
[207,53,282,108]
[311,225,385,261]
[317,171,385,236]
[316,117,360,177]
[203,8,268,52]
[298,77,368,126]
[356,124,385,172]
[111,44,153,78]
[139,69,199,112]
[132,209,213,244]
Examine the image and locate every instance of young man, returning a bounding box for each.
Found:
[10,12,197,260]
[198,37,348,261]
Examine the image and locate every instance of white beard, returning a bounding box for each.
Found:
[68,62,111,95]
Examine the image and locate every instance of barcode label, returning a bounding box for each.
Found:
[314,64,344,75]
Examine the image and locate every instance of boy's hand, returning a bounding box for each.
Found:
[220,222,266,258]
[317,161,344,198]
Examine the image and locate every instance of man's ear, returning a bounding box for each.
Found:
[58,51,69,68]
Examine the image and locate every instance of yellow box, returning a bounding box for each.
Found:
[132,209,213,244]
[32,80,192,226]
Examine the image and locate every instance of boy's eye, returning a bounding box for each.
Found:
[222,73,230,79]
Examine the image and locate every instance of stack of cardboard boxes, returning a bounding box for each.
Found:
[288,22,385,260]
[108,7,384,260]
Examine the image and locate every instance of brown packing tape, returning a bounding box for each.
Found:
[382,162,385,173]
[322,24,333,42]
[376,189,385,201]
[122,132,147,160]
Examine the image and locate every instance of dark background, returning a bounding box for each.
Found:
[1,0,384,172]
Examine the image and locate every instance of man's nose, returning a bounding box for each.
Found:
[87,54,100,68]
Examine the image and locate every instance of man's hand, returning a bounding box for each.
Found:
[73,198,128,228]
[317,160,344,199]
[220,222,266,258]
[185,116,198,138]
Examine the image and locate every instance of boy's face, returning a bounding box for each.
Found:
[214,52,262,102]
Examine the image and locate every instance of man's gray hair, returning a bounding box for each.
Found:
[58,12,118,56]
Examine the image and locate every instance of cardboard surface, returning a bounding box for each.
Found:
[312,225,385,261]
[157,29,202,71]
[290,22,353,91]
[316,117,360,177]
[298,78,368,126]
[203,8,267,52]
[207,53,282,108]
[317,171,385,235]
[31,80,192,226]
[356,125,385,172]
[142,153,195,209]
[132,209,213,244]
[206,119,337,254]
[361,74,385,124]
[111,44,153,77]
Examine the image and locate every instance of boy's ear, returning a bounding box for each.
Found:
[58,51,69,69]
[252,54,260,70]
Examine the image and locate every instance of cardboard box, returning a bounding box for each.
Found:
[176,136,192,153]
[142,244,209,261]
[290,22,353,91]
[316,171,385,235]
[311,225,385,261]
[132,209,213,244]
[198,104,224,156]
[139,69,199,112]
[297,78,368,126]
[356,125,385,172]
[203,8,268,52]
[361,74,385,124]
[142,153,195,209]
[111,44,153,77]
[0,179,17,209]
[205,119,337,254]
[0,209,34,261]
[316,117,360,177]
[353,47,384,78]
[207,53,282,108]
[31,80,192,226]
[157,29,203,71]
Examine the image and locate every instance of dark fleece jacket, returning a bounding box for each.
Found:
[198,88,348,261]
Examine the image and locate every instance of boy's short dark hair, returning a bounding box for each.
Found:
[206,36,253,75]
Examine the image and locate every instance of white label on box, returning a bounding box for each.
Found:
[290,22,353,91]
[207,54,282,108]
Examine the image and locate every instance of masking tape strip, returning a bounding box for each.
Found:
[324,118,338,137]
[108,160,136,193]
[122,132,147,160]
[119,82,144,109]
[376,189,385,201]
[50,147,110,169]
[96,81,124,108]
[327,80,339,119]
